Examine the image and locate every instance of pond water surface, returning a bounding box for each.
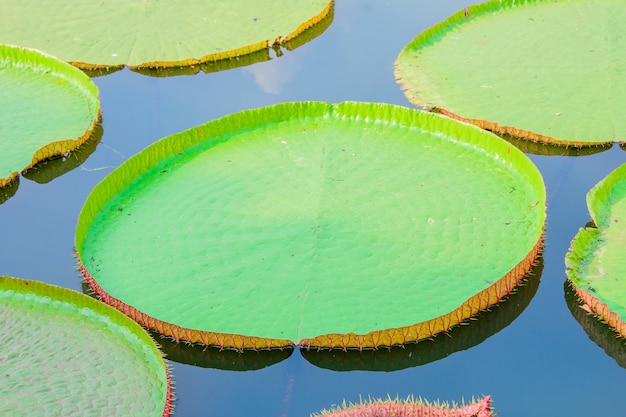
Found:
[2,1,626,416]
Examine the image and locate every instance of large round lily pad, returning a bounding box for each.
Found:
[76,102,546,351]
[0,0,333,70]
[0,276,172,416]
[566,163,626,339]
[395,0,626,147]
[0,44,100,189]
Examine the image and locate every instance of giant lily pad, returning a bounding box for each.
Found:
[395,0,626,147]
[0,0,333,71]
[76,102,546,351]
[0,44,100,189]
[0,276,172,416]
[566,163,626,339]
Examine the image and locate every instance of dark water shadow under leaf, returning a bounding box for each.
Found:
[500,135,612,157]
[131,4,334,78]
[300,255,544,372]
[151,332,294,371]
[564,279,626,369]
[132,48,272,78]
[22,122,103,184]
[81,66,125,78]
[0,176,19,205]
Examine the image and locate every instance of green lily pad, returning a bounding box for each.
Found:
[0,0,333,71]
[312,395,493,417]
[76,102,546,351]
[566,163,626,339]
[395,0,626,146]
[0,44,100,189]
[0,276,172,416]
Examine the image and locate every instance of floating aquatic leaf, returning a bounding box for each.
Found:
[76,102,545,351]
[395,0,626,146]
[0,44,100,189]
[0,0,333,71]
[0,276,172,417]
[566,163,626,339]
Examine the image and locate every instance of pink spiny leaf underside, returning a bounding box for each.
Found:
[319,396,492,417]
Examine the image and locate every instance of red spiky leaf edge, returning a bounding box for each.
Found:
[78,233,542,352]
[313,395,493,417]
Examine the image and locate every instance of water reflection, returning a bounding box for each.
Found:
[564,280,626,369]
[0,176,18,205]
[81,66,124,78]
[131,48,271,78]
[153,333,294,371]
[502,134,612,157]
[302,255,544,372]
[243,50,302,95]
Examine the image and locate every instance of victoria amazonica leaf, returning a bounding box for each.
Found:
[0,45,100,189]
[566,163,626,339]
[395,0,626,146]
[0,276,172,417]
[75,102,546,351]
[0,0,333,70]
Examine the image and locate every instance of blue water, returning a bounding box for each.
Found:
[2,1,626,416]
